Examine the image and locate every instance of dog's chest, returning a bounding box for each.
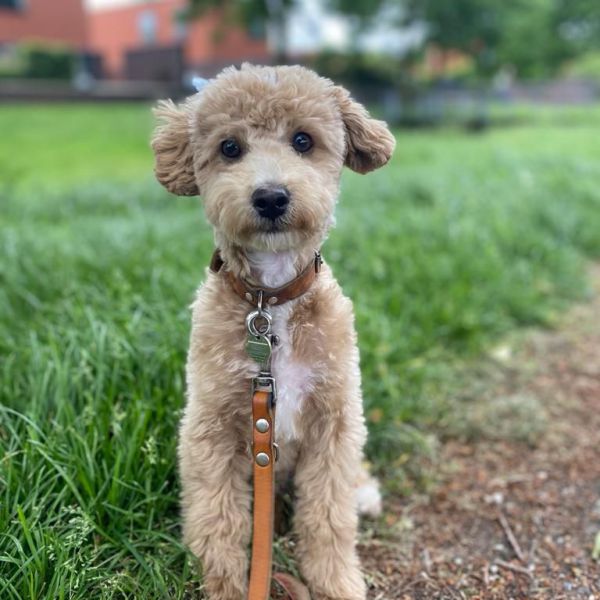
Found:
[248,251,313,443]
[270,303,312,442]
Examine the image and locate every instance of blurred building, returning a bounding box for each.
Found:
[0,0,87,49]
[0,0,268,86]
[87,0,269,80]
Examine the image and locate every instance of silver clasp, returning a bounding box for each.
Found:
[245,291,275,373]
[245,290,272,337]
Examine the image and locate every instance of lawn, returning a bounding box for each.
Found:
[1,103,600,599]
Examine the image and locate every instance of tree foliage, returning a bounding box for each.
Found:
[326,0,388,21]
[342,0,600,78]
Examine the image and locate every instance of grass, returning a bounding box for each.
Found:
[0,104,154,190]
[1,102,600,598]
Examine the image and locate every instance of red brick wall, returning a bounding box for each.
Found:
[88,0,269,78]
[0,0,87,49]
[88,0,181,77]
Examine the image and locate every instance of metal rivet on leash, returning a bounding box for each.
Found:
[255,418,270,433]
[267,296,278,305]
[255,452,270,467]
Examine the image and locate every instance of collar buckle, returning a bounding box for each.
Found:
[314,251,323,273]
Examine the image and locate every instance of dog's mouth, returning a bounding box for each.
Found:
[256,217,288,234]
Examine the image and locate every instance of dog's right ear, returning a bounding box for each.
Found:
[333,86,395,174]
[151,100,199,196]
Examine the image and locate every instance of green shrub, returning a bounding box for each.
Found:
[0,42,76,79]
[21,43,75,79]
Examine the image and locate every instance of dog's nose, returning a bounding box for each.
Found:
[251,187,290,221]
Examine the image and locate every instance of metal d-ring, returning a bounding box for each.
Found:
[246,310,272,337]
[246,291,272,337]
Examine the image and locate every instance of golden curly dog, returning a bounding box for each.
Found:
[151,64,395,600]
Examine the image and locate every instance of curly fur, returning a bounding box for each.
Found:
[152,99,199,196]
[151,64,395,600]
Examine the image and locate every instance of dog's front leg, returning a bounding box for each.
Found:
[179,418,252,600]
[293,405,367,600]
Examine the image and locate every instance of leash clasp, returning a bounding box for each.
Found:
[246,291,276,373]
[252,374,277,406]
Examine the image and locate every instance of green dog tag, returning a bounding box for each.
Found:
[245,334,272,371]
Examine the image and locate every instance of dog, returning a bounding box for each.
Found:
[151,64,395,600]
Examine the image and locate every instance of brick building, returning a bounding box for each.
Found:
[0,0,87,49]
[0,0,268,82]
[87,0,270,79]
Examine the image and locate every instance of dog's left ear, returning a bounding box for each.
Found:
[333,86,395,174]
[151,99,199,196]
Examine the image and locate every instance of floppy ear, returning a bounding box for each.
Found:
[151,99,199,196]
[333,86,395,174]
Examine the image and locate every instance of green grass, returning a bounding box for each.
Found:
[1,103,600,598]
[0,104,154,190]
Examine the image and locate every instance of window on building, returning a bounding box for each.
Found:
[0,0,24,10]
[138,10,158,45]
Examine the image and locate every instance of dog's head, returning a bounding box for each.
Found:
[152,64,395,252]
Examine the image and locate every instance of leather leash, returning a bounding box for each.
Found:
[248,383,277,600]
[248,383,310,600]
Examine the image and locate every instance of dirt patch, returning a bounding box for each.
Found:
[360,267,600,599]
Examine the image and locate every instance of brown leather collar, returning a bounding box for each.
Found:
[209,249,322,307]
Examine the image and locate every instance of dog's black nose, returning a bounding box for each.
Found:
[251,187,290,221]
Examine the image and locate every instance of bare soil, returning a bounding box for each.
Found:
[360,268,600,600]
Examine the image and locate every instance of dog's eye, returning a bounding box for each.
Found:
[221,138,242,159]
[291,132,313,154]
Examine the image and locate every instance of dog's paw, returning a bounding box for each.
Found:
[203,574,246,600]
[312,592,366,600]
[309,568,367,600]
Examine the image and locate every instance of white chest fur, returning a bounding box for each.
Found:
[247,251,313,442]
